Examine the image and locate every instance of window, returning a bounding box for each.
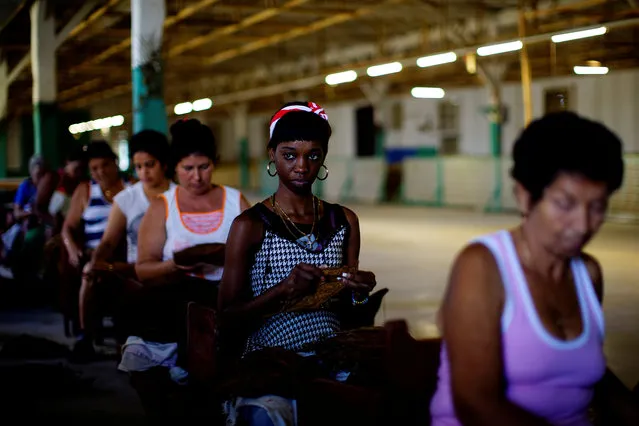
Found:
[438,101,460,155]
[356,105,376,157]
[545,88,570,114]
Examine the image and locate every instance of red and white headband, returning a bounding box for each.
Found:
[269,102,329,139]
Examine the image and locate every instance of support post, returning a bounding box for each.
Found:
[131,0,168,134]
[31,0,59,167]
[0,59,8,178]
[232,103,250,190]
[477,62,507,212]
[519,5,533,126]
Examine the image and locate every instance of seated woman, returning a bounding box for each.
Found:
[430,112,639,426]
[130,119,249,420]
[72,130,174,359]
[218,101,377,426]
[60,141,128,334]
[43,146,89,232]
[0,155,45,272]
[62,141,128,269]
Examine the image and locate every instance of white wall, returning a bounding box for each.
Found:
[386,96,440,149]
[215,69,639,165]
[499,69,639,155]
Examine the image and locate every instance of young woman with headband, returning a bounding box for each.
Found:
[218,101,378,426]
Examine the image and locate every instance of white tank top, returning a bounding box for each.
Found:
[115,181,176,263]
[161,185,241,281]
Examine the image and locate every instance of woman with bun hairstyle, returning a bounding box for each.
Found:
[127,118,249,420]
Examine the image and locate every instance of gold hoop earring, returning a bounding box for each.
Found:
[317,164,329,181]
[266,161,277,177]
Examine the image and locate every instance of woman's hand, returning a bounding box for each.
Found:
[82,259,94,277]
[67,245,84,268]
[175,261,209,272]
[279,263,323,301]
[338,270,376,294]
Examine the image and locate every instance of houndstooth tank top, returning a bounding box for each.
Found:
[244,201,350,354]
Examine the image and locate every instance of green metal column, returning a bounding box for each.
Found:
[33,102,59,166]
[131,0,168,135]
[486,105,503,213]
[239,137,249,189]
[232,103,250,190]
[375,127,385,157]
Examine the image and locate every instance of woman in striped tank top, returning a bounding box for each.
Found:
[430,112,639,426]
[62,141,128,275]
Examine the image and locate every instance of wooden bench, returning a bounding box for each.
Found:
[186,303,441,425]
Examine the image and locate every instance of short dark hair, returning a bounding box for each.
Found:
[85,140,117,161]
[268,101,332,153]
[511,111,624,203]
[129,130,170,166]
[169,119,218,166]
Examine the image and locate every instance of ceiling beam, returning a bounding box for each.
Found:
[60,82,131,110]
[167,0,311,57]
[202,0,408,67]
[199,4,357,16]
[65,0,124,42]
[67,0,223,77]
[7,0,99,85]
[57,14,639,111]
[525,0,609,19]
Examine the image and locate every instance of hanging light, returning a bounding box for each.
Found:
[411,87,445,99]
[325,70,357,85]
[477,40,523,56]
[367,62,403,77]
[416,52,457,68]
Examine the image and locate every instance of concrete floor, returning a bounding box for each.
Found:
[0,204,637,420]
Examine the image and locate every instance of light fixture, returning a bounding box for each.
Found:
[174,102,193,115]
[411,87,445,99]
[68,115,125,135]
[416,52,457,68]
[476,40,523,56]
[192,98,213,111]
[325,70,357,85]
[367,62,402,77]
[551,26,607,43]
[574,65,609,75]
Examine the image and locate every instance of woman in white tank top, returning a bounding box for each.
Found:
[130,119,250,421]
[72,130,174,360]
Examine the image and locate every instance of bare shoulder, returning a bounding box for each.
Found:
[230,206,265,239]
[72,180,90,198]
[453,242,500,275]
[340,205,359,228]
[580,251,603,302]
[446,242,504,303]
[148,195,166,211]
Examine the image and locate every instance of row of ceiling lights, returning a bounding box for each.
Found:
[68,26,612,133]
[326,26,610,99]
[68,115,124,134]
